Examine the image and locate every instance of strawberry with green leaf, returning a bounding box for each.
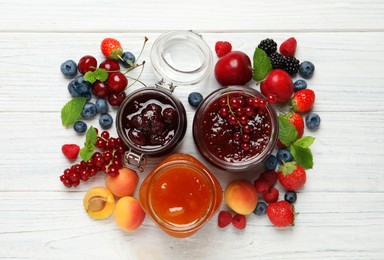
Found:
[101,38,123,60]
[278,161,306,191]
[291,89,315,113]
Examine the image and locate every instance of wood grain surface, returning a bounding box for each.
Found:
[0,1,383,259]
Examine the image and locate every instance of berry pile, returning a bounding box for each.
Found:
[59,129,128,188]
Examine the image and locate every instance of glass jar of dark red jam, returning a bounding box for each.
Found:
[193,86,278,172]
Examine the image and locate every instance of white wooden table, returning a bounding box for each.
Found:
[1,1,383,259]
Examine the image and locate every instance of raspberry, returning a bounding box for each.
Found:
[254,178,269,195]
[280,37,297,57]
[218,210,232,228]
[232,214,246,230]
[61,144,80,160]
[263,187,279,203]
[283,56,300,75]
[258,38,277,55]
[215,41,232,58]
[259,170,278,188]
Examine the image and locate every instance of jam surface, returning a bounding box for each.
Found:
[121,92,179,149]
[202,92,272,162]
[150,166,211,225]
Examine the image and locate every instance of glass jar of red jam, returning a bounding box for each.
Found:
[139,153,222,238]
[193,86,278,172]
[116,31,212,171]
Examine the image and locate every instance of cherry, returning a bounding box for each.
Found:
[214,51,252,86]
[260,69,293,104]
[108,72,128,93]
[99,60,120,72]
[108,91,126,107]
[78,55,97,74]
[92,81,111,98]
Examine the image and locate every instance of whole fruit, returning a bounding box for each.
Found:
[214,51,252,86]
[224,179,258,215]
[267,200,295,227]
[278,162,307,191]
[60,60,78,78]
[78,55,97,75]
[291,89,315,113]
[108,72,128,93]
[101,38,123,60]
[99,59,120,71]
[260,69,293,104]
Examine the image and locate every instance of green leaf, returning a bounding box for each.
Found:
[84,71,97,83]
[79,126,98,161]
[290,145,314,169]
[294,136,315,149]
[61,97,87,127]
[279,161,297,176]
[94,68,108,82]
[252,48,272,82]
[278,115,298,147]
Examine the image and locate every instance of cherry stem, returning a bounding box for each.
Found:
[135,36,148,63]
[126,61,146,88]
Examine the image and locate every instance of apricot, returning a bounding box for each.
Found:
[106,167,139,197]
[83,186,115,219]
[224,179,258,215]
[114,196,146,232]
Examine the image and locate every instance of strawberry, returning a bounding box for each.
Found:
[267,200,295,227]
[215,41,232,58]
[101,38,123,60]
[278,161,306,191]
[61,144,80,160]
[263,187,279,203]
[232,214,246,230]
[286,112,304,138]
[254,178,269,195]
[279,37,297,57]
[218,210,232,228]
[291,89,315,113]
[259,170,278,188]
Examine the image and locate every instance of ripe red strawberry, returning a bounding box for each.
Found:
[267,200,295,227]
[218,210,232,228]
[278,162,306,191]
[291,89,315,113]
[215,41,232,58]
[279,37,297,57]
[254,178,269,195]
[101,38,123,60]
[259,170,278,188]
[286,112,304,138]
[232,214,246,229]
[263,187,279,203]
[61,144,80,160]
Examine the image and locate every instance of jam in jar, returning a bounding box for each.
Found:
[139,153,222,238]
[193,86,278,172]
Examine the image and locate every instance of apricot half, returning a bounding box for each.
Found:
[83,186,115,219]
[114,196,146,232]
[106,167,139,197]
[224,179,258,215]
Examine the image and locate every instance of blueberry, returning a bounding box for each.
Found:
[73,75,91,94]
[188,92,204,107]
[305,112,321,130]
[99,113,113,129]
[73,121,87,134]
[299,61,315,79]
[67,80,80,97]
[95,99,109,114]
[264,154,278,170]
[293,79,307,92]
[253,201,267,216]
[60,60,77,78]
[276,148,293,164]
[284,191,297,204]
[121,51,136,68]
[81,102,97,119]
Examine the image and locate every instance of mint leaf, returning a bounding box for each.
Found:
[290,145,313,169]
[84,71,97,83]
[253,48,272,82]
[279,161,297,176]
[294,136,315,148]
[278,115,298,147]
[61,97,87,127]
[94,68,108,82]
[79,126,98,161]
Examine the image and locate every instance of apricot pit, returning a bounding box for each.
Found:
[83,186,115,219]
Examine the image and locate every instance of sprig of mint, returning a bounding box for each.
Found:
[278,114,315,169]
[84,68,108,84]
[61,97,87,127]
[79,126,98,161]
[252,48,272,82]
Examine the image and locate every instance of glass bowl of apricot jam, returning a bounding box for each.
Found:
[193,86,278,172]
[139,153,222,238]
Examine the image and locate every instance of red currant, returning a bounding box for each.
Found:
[243,124,253,133]
[229,98,239,108]
[242,134,251,143]
[234,132,242,141]
[239,116,248,125]
[241,143,250,151]
[219,107,229,118]
[219,98,227,107]
[108,165,120,177]
[101,131,110,139]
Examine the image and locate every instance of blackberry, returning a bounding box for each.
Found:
[283,56,300,75]
[258,38,277,55]
[269,52,285,69]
